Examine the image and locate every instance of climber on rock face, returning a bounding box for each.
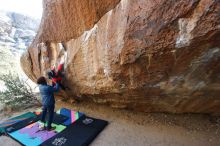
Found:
[47,63,66,90]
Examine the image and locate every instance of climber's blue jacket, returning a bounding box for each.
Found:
[39,83,59,106]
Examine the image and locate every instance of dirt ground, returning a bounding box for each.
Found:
[0,100,220,146]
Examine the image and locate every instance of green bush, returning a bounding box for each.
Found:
[0,72,40,109]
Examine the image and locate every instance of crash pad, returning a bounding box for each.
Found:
[6,112,67,133]
[41,116,108,146]
[9,121,66,146]
[56,108,84,126]
[0,112,36,134]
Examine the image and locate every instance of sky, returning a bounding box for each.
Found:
[0,0,43,18]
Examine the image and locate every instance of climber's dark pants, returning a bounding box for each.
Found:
[41,105,54,129]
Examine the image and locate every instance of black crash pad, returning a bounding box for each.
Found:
[41,115,108,146]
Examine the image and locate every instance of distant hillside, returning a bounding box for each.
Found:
[0,11,40,56]
[0,11,40,91]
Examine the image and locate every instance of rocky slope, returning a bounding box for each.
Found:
[0,10,40,80]
[21,0,220,113]
[0,11,40,111]
[0,11,40,56]
[0,11,40,93]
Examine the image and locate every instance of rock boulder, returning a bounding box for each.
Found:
[21,0,220,113]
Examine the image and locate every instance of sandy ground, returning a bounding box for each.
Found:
[0,100,220,146]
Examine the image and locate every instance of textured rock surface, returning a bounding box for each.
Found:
[36,0,121,42]
[21,0,220,113]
